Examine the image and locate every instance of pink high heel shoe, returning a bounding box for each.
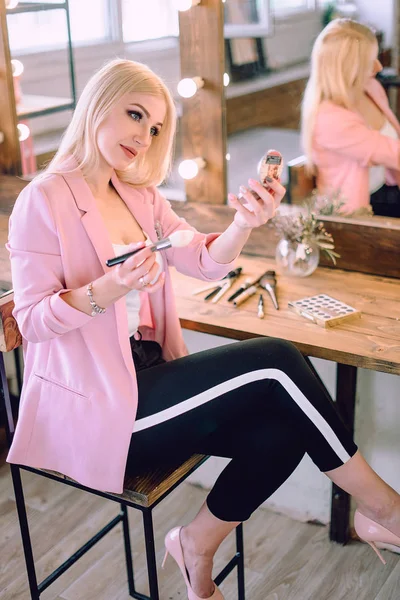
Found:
[354,509,400,565]
[162,526,224,600]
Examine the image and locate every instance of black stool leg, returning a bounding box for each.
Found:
[236,524,245,600]
[142,509,159,600]
[120,504,136,597]
[13,347,23,397]
[10,465,40,599]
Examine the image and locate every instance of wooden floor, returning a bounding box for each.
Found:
[0,464,399,600]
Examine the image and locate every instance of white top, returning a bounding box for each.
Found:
[112,237,163,337]
[369,119,398,194]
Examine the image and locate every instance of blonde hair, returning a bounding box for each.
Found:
[301,19,377,174]
[44,59,176,187]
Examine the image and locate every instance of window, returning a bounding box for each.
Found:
[7,0,110,53]
[122,0,179,43]
[270,0,315,16]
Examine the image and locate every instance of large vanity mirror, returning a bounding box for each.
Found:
[173,0,400,279]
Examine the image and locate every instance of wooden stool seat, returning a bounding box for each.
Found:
[40,453,208,508]
[118,453,208,507]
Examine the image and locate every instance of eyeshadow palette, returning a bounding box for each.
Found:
[288,294,361,328]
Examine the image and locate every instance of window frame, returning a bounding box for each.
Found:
[9,0,180,59]
[224,0,272,39]
[271,0,317,20]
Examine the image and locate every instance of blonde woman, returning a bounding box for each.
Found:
[7,59,400,599]
[301,18,400,216]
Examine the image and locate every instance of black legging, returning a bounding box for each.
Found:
[126,338,357,522]
[370,184,400,217]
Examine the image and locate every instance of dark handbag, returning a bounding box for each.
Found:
[129,332,166,371]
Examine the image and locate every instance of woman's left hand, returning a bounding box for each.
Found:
[228,177,286,230]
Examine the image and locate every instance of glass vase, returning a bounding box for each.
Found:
[275,238,320,278]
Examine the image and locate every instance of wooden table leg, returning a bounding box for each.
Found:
[329,363,358,544]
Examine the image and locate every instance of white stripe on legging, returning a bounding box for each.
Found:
[132,368,351,464]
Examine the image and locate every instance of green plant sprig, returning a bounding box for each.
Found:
[272,205,341,265]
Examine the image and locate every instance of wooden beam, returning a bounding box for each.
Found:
[178,0,227,204]
[0,0,21,175]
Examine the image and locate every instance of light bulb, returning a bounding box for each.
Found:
[173,0,201,10]
[11,59,24,77]
[17,123,30,142]
[224,73,230,87]
[6,0,19,8]
[177,77,204,99]
[178,157,206,180]
[226,153,231,161]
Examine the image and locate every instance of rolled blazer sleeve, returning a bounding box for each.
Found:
[8,182,92,343]
[315,104,400,171]
[152,188,237,280]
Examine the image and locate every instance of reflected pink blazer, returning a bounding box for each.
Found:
[313,78,400,211]
[7,169,235,493]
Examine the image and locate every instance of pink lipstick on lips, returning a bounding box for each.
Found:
[120,144,137,159]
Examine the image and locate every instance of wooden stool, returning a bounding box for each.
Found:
[0,292,245,599]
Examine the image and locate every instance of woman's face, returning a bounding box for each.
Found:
[365,42,383,84]
[96,92,167,171]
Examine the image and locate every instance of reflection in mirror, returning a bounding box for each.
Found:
[227,128,301,201]
[224,0,271,38]
[223,12,400,221]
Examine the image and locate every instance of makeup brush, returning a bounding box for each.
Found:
[106,230,195,267]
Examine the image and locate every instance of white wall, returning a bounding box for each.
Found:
[356,0,396,47]
[183,330,400,525]
[265,10,322,70]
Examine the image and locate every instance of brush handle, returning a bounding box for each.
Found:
[106,246,150,268]
[228,285,248,302]
[233,285,258,307]
[106,238,171,267]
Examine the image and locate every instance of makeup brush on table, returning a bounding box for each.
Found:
[106,230,195,267]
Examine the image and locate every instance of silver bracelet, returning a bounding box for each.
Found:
[86,282,106,317]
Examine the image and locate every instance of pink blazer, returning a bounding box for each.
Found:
[7,168,235,493]
[312,78,400,211]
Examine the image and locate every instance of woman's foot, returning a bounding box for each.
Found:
[180,526,216,598]
[326,451,400,537]
[163,526,223,600]
[354,509,400,565]
[164,501,238,599]
[355,501,400,538]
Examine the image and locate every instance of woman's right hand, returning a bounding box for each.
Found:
[111,241,165,294]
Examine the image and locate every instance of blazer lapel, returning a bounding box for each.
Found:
[111,175,157,243]
[62,171,114,275]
